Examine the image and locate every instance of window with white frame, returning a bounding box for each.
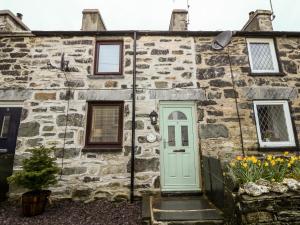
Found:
[247,38,279,74]
[253,101,295,148]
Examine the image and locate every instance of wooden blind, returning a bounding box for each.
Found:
[89,105,120,143]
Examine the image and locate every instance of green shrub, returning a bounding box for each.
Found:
[8,146,60,191]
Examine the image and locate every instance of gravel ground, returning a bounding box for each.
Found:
[0,199,141,225]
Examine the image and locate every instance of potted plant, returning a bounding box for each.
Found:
[7,146,59,217]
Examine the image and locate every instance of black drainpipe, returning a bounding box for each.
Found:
[130,31,137,202]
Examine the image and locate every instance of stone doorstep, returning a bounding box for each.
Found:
[153,210,223,222]
[153,220,224,225]
[142,195,224,225]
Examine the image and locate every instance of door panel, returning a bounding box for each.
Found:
[0,107,22,201]
[160,102,200,192]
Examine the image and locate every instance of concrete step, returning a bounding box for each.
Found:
[142,195,224,225]
[153,209,223,222]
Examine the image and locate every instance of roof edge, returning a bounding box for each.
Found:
[1,30,300,37]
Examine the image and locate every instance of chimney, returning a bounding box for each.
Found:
[169,9,188,31]
[242,9,273,31]
[16,13,23,20]
[81,9,106,31]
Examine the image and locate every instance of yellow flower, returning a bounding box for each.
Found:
[236,156,243,161]
[247,156,258,164]
[288,163,291,168]
[230,162,235,167]
[267,155,273,161]
[271,160,276,166]
[284,151,289,156]
[264,162,269,167]
[242,163,248,168]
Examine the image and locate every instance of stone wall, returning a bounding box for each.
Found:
[0,33,300,200]
[231,192,300,224]
[195,36,300,161]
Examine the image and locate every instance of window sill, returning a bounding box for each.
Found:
[88,75,125,79]
[248,72,286,77]
[82,146,123,153]
[258,146,298,152]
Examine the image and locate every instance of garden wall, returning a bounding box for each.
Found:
[232,192,300,225]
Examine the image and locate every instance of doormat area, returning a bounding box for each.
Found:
[0,199,141,225]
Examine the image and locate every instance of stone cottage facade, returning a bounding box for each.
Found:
[0,9,299,201]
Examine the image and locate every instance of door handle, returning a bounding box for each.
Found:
[173,149,185,153]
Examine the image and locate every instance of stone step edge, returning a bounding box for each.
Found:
[152,208,220,213]
[153,219,224,224]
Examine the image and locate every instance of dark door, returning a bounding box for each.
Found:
[0,107,22,201]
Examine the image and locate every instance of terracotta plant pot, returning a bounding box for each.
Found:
[21,190,51,217]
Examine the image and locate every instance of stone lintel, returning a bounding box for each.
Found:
[242,87,298,100]
[78,90,132,101]
[0,89,32,101]
[149,89,206,100]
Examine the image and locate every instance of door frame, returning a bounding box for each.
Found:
[159,101,201,192]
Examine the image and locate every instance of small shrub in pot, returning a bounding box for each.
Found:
[7,146,59,216]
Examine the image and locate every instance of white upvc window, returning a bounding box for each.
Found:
[247,38,279,74]
[253,100,296,148]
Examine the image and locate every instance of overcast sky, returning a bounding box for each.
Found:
[2,0,300,31]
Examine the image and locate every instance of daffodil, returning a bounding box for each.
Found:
[270,160,276,166]
[236,156,243,161]
[267,155,273,161]
[283,151,289,156]
[242,163,248,168]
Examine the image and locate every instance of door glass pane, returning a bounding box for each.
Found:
[168,126,175,146]
[90,105,120,143]
[98,44,120,73]
[256,104,289,142]
[168,111,187,120]
[181,126,189,146]
[0,115,10,138]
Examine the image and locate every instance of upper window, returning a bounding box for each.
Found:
[253,100,295,148]
[247,38,279,74]
[95,41,123,75]
[85,102,124,149]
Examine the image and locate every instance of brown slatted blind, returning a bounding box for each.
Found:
[90,105,119,143]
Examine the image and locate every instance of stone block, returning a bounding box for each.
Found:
[209,79,232,87]
[154,81,168,89]
[197,68,225,80]
[78,90,132,101]
[243,87,298,100]
[62,167,87,175]
[56,113,84,127]
[35,92,56,100]
[124,120,144,130]
[150,89,205,100]
[200,124,229,139]
[55,148,80,159]
[128,157,159,172]
[26,138,43,147]
[151,49,169,55]
[18,122,40,137]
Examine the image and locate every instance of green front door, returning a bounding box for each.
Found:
[160,102,200,192]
